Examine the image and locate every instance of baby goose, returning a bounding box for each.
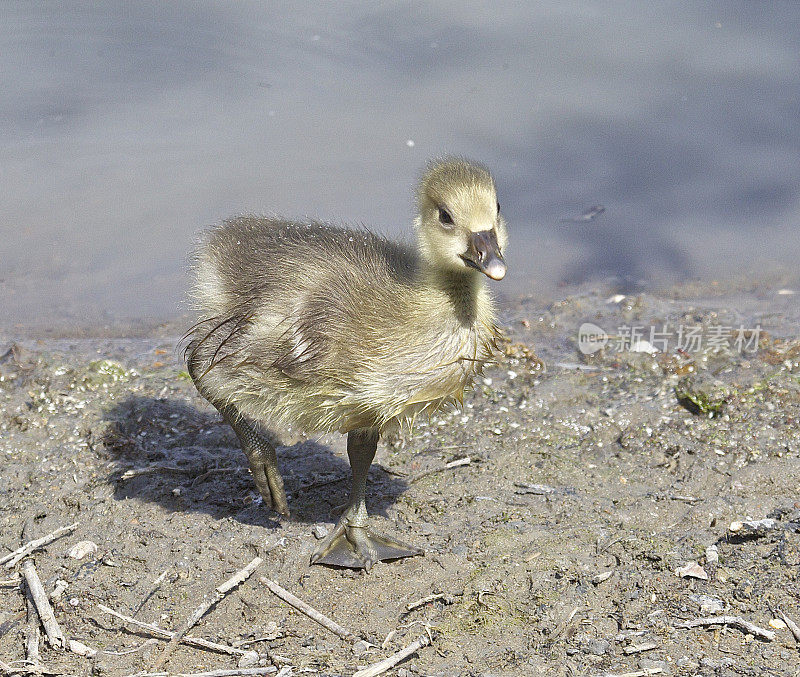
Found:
[185,158,507,570]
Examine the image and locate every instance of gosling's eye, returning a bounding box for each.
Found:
[497,201,501,215]
[438,207,454,227]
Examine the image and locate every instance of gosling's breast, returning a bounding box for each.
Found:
[389,322,495,422]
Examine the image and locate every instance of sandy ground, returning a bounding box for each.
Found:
[1,280,799,676]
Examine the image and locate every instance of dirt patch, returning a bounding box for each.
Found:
[1,281,799,675]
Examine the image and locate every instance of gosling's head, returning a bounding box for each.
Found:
[415,158,508,281]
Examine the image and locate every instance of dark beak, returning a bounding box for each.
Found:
[460,230,506,280]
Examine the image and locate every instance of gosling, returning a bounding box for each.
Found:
[185,158,507,570]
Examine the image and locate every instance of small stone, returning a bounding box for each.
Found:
[705,544,719,564]
[68,639,96,657]
[639,658,671,675]
[733,578,754,601]
[237,651,259,668]
[67,540,98,560]
[50,579,69,602]
[352,639,371,655]
[312,525,329,539]
[729,518,776,537]
[578,636,609,656]
[418,522,435,536]
[592,571,613,584]
[676,656,698,670]
[675,561,708,580]
[689,593,724,614]
[769,618,787,630]
[630,339,658,354]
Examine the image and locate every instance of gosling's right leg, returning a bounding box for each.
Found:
[311,428,422,570]
[187,357,289,516]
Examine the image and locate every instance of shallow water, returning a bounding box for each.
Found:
[2,2,799,330]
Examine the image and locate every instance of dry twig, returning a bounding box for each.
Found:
[131,569,171,619]
[1,523,78,568]
[352,633,431,677]
[592,669,663,677]
[102,638,159,656]
[675,615,775,641]
[151,557,262,670]
[24,586,40,664]
[260,577,357,642]
[129,669,278,677]
[776,608,800,643]
[404,593,453,612]
[67,639,97,657]
[410,457,471,483]
[98,604,256,659]
[120,465,188,480]
[21,560,64,648]
[622,640,659,654]
[0,659,59,675]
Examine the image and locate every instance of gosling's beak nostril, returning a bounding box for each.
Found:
[460,230,506,281]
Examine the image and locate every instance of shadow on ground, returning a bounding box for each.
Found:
[101,395,409,528]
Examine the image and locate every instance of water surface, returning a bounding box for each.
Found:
[2,2,799,330]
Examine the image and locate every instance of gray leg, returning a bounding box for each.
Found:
[187,354,289,516]
[216,403,289,516]
[310,429,422,570]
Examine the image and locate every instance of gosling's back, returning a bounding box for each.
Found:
[187,216,498,433]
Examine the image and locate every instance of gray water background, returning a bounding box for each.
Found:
[2,2,799,330]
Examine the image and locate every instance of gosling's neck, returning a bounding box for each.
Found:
[419,260,487,328]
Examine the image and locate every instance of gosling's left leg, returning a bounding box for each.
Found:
[311,428,423,570]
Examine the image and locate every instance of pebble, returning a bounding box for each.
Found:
[639,658,671,675]
[675,561,708,580]
[577,635,609,655]
[592,571,613,584]
[705,544,719,564]
[630,339,658,354]
[689,593,724,614]
[237,650,259,668]
[312,525,329,540]
[50,579,69,602]
[352,639,371,655]
[67,540,98,560]
[728,518,776,536]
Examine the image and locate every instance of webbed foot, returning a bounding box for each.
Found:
[310,523,422,571]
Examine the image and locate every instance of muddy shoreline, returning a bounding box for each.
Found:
[1,280,799,676]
